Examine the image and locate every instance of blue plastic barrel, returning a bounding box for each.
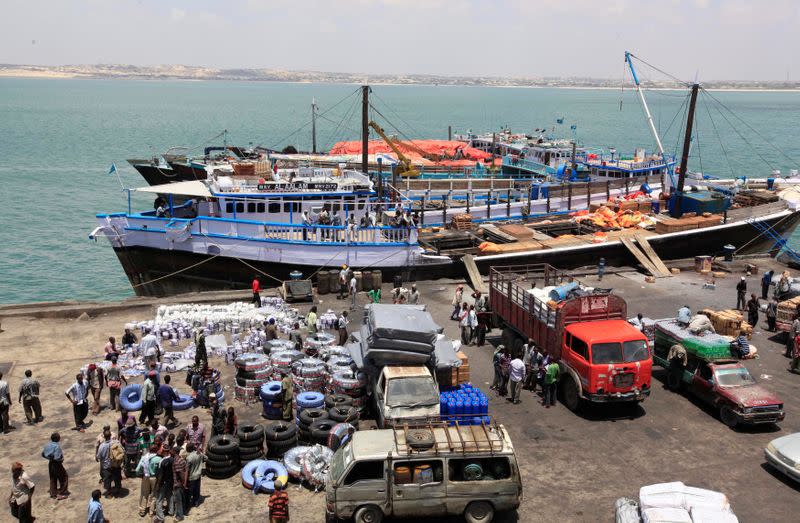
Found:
[479,397,489,415]
[640,182,652,194]
[767,178,775,190]
[652,200,661,214]
[549,281,579,301]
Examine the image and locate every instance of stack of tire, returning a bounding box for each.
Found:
[205,434,240,480]
[292,358,326,395]
[264,420,298,458]
[186,368,224,406]
[329,369,368,413]
[326,394,360,425]
[259,381,284,420]
[297,406,332,445]
[270,350,303,380]
[234,353,271,404]
[237,424,265,463]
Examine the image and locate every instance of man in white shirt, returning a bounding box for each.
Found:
[349,274,358,310]
[337,311,350,345]
[140,329,160,368]
[508,354,527,405]
[409,285,420,305]
[65,373,90,432]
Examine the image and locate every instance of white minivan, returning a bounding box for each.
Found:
[325,419,522,523]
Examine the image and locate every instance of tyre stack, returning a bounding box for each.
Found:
[264,420,298,458]
[329,369,368,414]
[237,424,265,463]
[270,350,303,380]
[292,358,326,396]
[326,394,360,426]
[259,381,284,420]
[234,353,271,404]
[297,407,328,443]
[205,434,240,480]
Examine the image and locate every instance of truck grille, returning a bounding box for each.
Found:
[753,405,781,413]
[612,373,635,388]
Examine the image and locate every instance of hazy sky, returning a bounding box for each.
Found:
[1,0,798,81]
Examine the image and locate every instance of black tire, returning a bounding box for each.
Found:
[267,437,297,457]
[329,406,360,423]
[310,419,335,440]
[239,449,264,462]
[406,429,435,450]
[561,378,581,412]
[207,435,240,456]
[205,454,238,469]
[720,405,739,428]
[237,369,258,380]
[464,501,494,523]
[325,394,353,409]
[298,427,312,442]
[354,505,384,523]
[299,408,329,427]
[237,424,265,443]
[205,464,239,479]
[264,421,297,441]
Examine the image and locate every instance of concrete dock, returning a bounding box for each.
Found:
[0,257,798,522]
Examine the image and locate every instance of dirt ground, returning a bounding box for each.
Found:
[0,258,798,522]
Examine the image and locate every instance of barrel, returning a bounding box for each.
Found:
[549,281,579,301]
[329,271,340,294]
[395,465,412,484]
[767,177,775,190]
[414,464,433,484]
[723,244,736,262]
[372,270,382,290]
[317,271,330,295]
[362,271,372,291]
[354,271,363,292]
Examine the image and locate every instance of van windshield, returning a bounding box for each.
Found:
[591,340,650,364]
[387,377,439,407]
[329,445,352,482]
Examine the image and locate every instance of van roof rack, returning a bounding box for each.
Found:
[391,415,506,456]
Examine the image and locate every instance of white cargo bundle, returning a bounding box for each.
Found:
[681,486,730,513]
[639,482,687,511]
[689,506,739,523]
[642,507,692,523]
[634,482,736,523]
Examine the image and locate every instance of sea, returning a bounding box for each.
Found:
[1,78,799,304]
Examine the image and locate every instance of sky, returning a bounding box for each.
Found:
[1,0,798,81]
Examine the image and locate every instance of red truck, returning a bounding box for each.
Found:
[489,264,651,411]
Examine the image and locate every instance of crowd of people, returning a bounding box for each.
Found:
[490,342,560,407]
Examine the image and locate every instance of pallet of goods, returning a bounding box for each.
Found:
[698,308,752,338]
[451,213,473,231]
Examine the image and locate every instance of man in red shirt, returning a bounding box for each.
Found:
[268,480,289,523]
[252,276,262,306]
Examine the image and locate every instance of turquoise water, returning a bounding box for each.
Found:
[1,78,799,304]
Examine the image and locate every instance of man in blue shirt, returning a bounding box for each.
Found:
[42,432,69,499]
[731,331,750,359]
[677,305,691,327]
[87,489,108,523]
[158,375,180,428]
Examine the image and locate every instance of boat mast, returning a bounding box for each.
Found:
[311,98,317,154]
[625,52,664,155]
[673,83,700,218]
[361,85,370,176]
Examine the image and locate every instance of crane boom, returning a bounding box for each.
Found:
[368,121,420,178]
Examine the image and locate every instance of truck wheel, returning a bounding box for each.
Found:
[464,501,494,523]
[719,406,739,428]
[354,505,383,523]
[561,378,581,412]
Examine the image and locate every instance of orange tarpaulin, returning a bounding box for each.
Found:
[329,139,493,162]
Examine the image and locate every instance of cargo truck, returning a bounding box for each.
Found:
[489,264,651,411]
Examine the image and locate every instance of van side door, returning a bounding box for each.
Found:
[391,459,447,518]
[336,460,389,518]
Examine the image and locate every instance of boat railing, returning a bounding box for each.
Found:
[502,156,555,174]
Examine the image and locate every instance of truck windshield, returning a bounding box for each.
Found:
[591,340,650,364]
[387,377,439,407]
[329,444,352,482]
[715,368,756,387]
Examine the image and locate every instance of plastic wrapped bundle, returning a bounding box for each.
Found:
[325,356,353,374]
[270,350,303,377]
[283,446,310,480]
[319,345,350,360]
[655,321,731,359]
[267,339,296,353]
[292,358,326,378]
[301,444,334,489]
[614,497,640,523]
[690,507,738,523]
[306,332,336,351]
[317,311,339,330]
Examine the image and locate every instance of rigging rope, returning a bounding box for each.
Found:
[701,93,735,177]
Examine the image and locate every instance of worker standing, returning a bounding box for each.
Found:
[194,328,208,369]
[790,332,800,373]
[65,373,89,433]
[597,257,606,282]
[338,265,349,299]
[0,372,10,434]
[252,276,263,307]
[762,270,774,300]
[306,306,318,338]
[280,371,293,422]
[139,372,157,426]
[42,432,69,500]
[451,285,464,320]
[508,354,526,405]
[349,273,358,310]
[268,479,290,523]
[87,364,105,416]
[543,359,560,408]
[766,300,777,332]
[337,311,349,346]
[18,370,42,424]
[787,313,800,357]
[105,357,127,412]
[409,284,420,305]
[746,293,759,329]
[736,277,747,310]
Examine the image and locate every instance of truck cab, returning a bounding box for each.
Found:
[687,358,784,428]
[560,319,652,410]
[374,366,440,428]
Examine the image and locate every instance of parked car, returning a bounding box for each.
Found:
[765,432,800,482]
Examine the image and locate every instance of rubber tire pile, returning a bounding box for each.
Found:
[234,353,271,403]
[264,420,298,458]
[329,369,368,413]
[237,423,265,462]
[205,434,240,480]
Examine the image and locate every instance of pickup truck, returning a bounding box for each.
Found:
[373,366,441,428]
[652,322,784,428]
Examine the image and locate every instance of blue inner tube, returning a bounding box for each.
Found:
[119,384,143,411]
[241,459,269,489]
[173,393,194,411]
[260,381,283,401]
[296,391,324,409]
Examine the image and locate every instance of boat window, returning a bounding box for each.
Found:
[225,202,234,213]
[257,203,265,213]
[283,202,300,213]
[393,461,443,485]
[247,202,256,213]
[235,202,244,213]
[268,203,281,214]
[448,457,511,482]
[332,203,341,212]
[570,336,589,361]
[358,199,366,210]
[344,460,384,486]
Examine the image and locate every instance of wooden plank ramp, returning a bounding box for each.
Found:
[619,236,667,278]
[634,233,672,277]
[462,254,487,294]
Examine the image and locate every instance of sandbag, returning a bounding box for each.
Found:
[690,506,738,523]
[688,314,715,335]
[614,497,640,523]
[642,507,691,523]
[639,482,686,511]
[682,486,730,513]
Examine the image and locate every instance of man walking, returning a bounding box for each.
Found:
[65,373,90,432]
[766,299,777,332]
[185,443,205,510]
[135,445,161,517]
[746,293,759,329]
[409,284,420,305]
[280,371,294,422]
[18,370,43,424]
[268,480,290,523]
[194,328,208,369]
[87,364,105,416]
[306,306,318,338]
[451,285,464,320]
[42,432,69,500]
[252,275,263,307]
[105,357,126,412]
[338,265,349,299]
[171,446,188,521]
[349,272,358,309]
[762,270,774,300]
[87,489,109,523]
[508,353,526,404]
[158,375,180,428]
[337,311,349,346]
[736,277,747,310]
[96,429,114,497]
[544,358,560,408]
[154,445,174,521]
[0,372,12,434]
[140,328,160,367]
[139,371,157,425]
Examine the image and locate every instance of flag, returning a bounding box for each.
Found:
[108,163,118,176]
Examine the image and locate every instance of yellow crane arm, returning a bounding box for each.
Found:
[368,120,420,178]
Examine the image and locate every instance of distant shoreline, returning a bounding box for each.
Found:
[1,65,799,92]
